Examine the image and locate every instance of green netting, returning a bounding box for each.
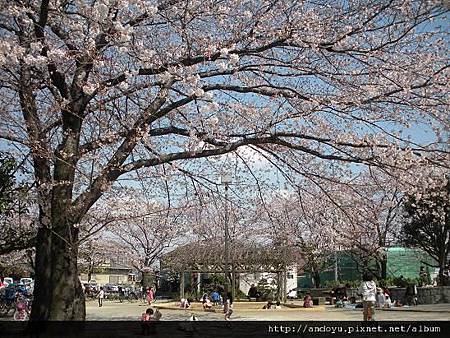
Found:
[297,247,437,288]
[386,247,436,279]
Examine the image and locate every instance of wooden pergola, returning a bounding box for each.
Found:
[162,238,299,302]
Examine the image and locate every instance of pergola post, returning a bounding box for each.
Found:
[231,267,236,301]
[276,272,281,302]
[180,270,185,299]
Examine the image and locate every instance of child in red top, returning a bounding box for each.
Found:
[303,294,313,308]
[141,308,153,335]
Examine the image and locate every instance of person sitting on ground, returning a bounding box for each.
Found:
[263,300,273,309]
[384,295,393,308]
[335,298,344,308]
[333,284,346,301]
[180,298,190,309]
[141,308,154,335]
[274,301,281,309]
[303,293,313,308]
[248,284,258,300]
[287,289,297,300]
[375,288,385,308]
[394,299,403,307]
[202,296,213,310]
[211,290,221,305]
[141,307,153,321]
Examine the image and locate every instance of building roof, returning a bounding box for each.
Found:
[162,238,300,273]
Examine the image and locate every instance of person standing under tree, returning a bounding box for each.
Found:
[358,272,377,321]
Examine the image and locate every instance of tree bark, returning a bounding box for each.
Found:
[438,262,446,286]
[30,219,85,320]
[87,261,93,283]
[381,258,387,280]
[29,226,52,320]
[48,224,85,320]
[312,270,321,288]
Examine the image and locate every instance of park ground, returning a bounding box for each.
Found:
[86,299,450,321]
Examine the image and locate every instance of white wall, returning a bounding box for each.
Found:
[238,265,297,295]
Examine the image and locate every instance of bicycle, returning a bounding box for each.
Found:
[0,295,16,317]
[13,295,30,321]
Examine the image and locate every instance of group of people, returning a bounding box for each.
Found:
[356,272,416,321]
[179,289,234,320]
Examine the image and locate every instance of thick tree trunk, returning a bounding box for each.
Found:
[142,270,154,290]
[29,226,52,320]
[381,258,387,280]
[312,271,321,288]
[30,218,86,320]
[48,225,85,320]
[438,263,446,286]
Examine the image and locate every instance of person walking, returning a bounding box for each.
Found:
[358,272,377,321]
[97,287,105,307]
[223,291,233,320]
[118,286,124,303]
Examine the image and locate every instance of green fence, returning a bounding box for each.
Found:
[297,247,437,288]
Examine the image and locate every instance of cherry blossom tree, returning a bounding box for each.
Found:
[0,0,448,320]
[78,237,120,283]
[259,166,448,282]
[108,198,188,286]
[330,170,404,279]
[259,187,340,287]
